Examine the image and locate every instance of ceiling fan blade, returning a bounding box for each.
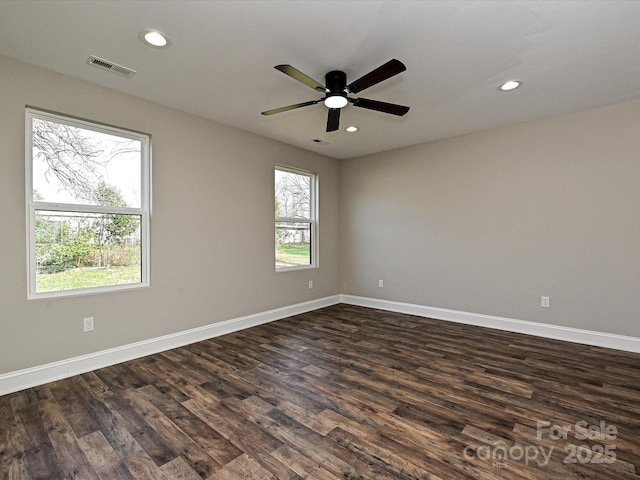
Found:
[346,59,406,94]
[326,108,341,132]
[350,97,410,116]
[261,100,321,116]
[275,65,327,92]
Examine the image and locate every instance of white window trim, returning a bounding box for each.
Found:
[275,165,318,271]
[25,108,151,299]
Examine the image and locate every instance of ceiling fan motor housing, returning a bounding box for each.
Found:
[325,70,347,96]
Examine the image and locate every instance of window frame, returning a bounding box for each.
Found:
[274,165,318,272]
[25,108,151,299]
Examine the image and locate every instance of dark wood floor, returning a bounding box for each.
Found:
[1,304,639,479]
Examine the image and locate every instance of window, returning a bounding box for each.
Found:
[26,109,150,298]
[275,166,317,270]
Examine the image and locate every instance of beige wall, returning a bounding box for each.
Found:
[0,55,340,374]
[340,98,640,337]
[2,52,640,376]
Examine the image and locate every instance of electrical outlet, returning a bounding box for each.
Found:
[83,316,94,332]
[541,296,550,308]
[308,280,313,289]
[378,279,384,288]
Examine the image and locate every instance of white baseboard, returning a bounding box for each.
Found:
[3,293,639,396]
[0,295,341,396]
[339,294,640,354]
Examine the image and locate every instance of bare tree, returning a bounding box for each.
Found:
[275,172,310,219]
[32,118,138,202]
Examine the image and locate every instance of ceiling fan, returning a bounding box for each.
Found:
[261,59,410,132]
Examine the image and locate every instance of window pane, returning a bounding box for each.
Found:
[32,118,142,207]
[35,210,141,292]
[275,169,310,219]
[275,222,311,269]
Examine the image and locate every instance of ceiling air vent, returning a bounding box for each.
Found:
[86,55,136,78]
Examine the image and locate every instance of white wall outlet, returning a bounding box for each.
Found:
[308,280,313,289]
[541,296,550,308]
[378,279,384,288]
[83,316,94,332]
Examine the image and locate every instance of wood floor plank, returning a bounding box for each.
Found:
[0,397,29,480]
[134,384,243,466]
[270,445,342,480]
[76,430,121,477]
[129,356,193,404]
[159,456,202,480]
[259,407,379,480]
[121,387,221,478]
[2,304,639,479]
[182,400,303,480]
[12,402,65,479]
[70,377,143,460]
[48,380,100,439]
[123,451,171,480]
[209,453,279,480]
[100,388,178,467]
[36,398,100,479]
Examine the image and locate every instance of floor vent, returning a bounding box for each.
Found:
[86,55,136,78]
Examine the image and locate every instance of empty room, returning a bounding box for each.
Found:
[0,1,639,479]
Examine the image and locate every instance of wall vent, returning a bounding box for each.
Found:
[86,55,136,78]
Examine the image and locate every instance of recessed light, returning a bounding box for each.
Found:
[345,126,359,133]
[498,80,522,92]
[139,29,171,49]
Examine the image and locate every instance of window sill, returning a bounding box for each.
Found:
[28,282,150,300]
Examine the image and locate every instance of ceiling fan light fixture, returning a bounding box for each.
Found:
[324,95,348,109]
[139,29,171,48]
[499,80,522,92]
[263,59,408,132]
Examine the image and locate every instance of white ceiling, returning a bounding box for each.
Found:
[2,1,640,159]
